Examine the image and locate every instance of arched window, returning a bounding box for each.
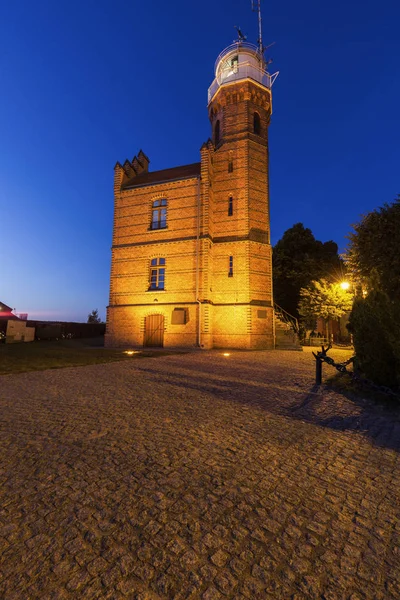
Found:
[215,120,220,145]
[151,199,167,230]
[254,112,261,135]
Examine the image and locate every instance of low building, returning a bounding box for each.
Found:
[0,301,35,343]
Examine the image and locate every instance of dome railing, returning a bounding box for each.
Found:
[213,41,262,72]
[208,60,277,103]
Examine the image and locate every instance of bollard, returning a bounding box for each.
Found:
[315,355,322,385]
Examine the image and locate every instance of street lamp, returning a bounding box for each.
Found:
[340,281,350,290]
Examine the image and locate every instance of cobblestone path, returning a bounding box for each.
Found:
[1,349,399,599]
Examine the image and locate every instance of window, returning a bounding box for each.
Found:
[228,160,233,173]
[215,120,220,145]
[149,258,165,290]
[228,196,233,216]
[254,112,261,135]
[257,310,267,319]
[228,256,233,277]
[151,199,167,230]
[231,55,238,73]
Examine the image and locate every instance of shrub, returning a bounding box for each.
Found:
[348,291,400,389]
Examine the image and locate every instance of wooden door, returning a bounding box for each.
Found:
[144,314,164,347]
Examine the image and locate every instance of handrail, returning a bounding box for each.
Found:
[274,303,299,333]
[214,42,263,72]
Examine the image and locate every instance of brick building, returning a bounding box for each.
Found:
[106,39,278,349]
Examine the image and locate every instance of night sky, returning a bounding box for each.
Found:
[1,0,399,322]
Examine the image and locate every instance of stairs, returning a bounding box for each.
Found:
[274,304,303,351]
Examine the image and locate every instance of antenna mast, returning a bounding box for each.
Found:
[252,0,263,55]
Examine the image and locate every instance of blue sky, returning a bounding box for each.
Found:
[1,0,399,322]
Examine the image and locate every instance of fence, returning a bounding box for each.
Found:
[313,344,399,399]
[27,321,106,340]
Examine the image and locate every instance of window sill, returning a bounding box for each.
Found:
[228,274,233,278]
[148,226,168,232]
[147,289,166,292]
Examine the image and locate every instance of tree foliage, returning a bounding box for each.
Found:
[346,196,400,299]
[273,223,343,318]
[87,309,102,324]
[348,291,400,389]
[298,279,354,329]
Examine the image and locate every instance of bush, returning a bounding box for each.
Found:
[348,291,400,389]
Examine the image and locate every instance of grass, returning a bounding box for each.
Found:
[0,338,177,375]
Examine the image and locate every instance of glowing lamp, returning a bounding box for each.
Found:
[340,281,350,290]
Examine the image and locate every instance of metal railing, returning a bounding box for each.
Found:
[274,303,299,333]
[208,63,277,102]
[303,336,329,346]
[213,42,262,71]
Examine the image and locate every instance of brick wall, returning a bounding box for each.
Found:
[107,77,274,349]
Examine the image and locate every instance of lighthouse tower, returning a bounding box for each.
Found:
[199,32,278,349]
[106,6,278,350]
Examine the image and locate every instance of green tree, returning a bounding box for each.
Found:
[346,195,400,299]
[273,223,343,318]
[298,279,353,337]
[348,291,400,388]
[87,309,102,324]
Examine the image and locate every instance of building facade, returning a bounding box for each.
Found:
[106,40,277,349]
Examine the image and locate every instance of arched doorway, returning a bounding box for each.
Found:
[144,314,164,347]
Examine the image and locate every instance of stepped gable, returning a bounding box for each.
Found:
[121,162,201,190]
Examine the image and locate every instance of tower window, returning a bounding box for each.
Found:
[228,256,234,277]
[254,112,261,135]
[151,199,167,230]
[215,120,220,145]
[228,159,233,173]
[231,55,238,73]
[149,258,165,290]
[228,196,233,216]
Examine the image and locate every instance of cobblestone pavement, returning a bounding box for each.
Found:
[1,348,400,599]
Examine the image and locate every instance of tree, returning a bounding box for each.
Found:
[298,279,353,337]
[87,309,102,324]
[346,195,400,300]
[273,223,343,318]
[348,291,400,388]
[345,197,400,390]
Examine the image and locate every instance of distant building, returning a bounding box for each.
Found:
[107,38,278,349]
[0,301,19,321]
[0,301,34,343]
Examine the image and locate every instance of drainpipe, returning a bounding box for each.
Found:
[195,176,201,347]
[271,246,276,348]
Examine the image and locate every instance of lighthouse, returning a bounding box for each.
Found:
[106,7,278,349]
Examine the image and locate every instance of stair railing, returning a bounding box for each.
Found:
[273,303,299,334]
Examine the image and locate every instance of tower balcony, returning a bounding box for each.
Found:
[208,42,278,104]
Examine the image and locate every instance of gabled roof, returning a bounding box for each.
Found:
[0,301,13,312]
[0,301,20,320]
[121,162,201,190]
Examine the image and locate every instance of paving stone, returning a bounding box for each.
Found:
[0,348,399,598]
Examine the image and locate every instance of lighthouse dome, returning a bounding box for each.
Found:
[208,41,277,104]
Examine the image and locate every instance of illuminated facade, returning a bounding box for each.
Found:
[106,40,276,349]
